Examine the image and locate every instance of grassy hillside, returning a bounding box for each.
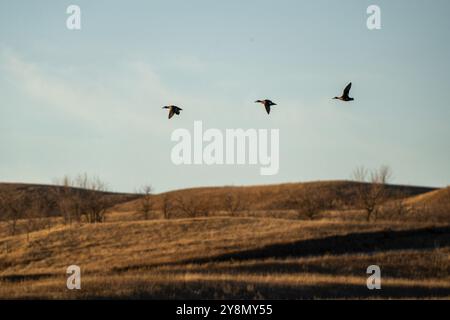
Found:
[0,217,448,299]
[0,183,139,219]
[0,181,448,299]
[112,180,436,212]
[0,181,438,218]
[406,187,450,206]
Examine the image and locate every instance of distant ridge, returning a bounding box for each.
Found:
[0,182,139,218]
[0,180,441,218]
[111,180,437,212]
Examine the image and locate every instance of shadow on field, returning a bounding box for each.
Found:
[93,281,450,299]
[182,226,450,264]
[0,273,54,283]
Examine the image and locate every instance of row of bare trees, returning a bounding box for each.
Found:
[351,165,393,221]
[134,166,394,221]
[0,189,52,238]
[288,165,394,221]
[136,192,209,219]
[137,185,154,220]
[0,174,117,238]
[60,167,449,223]
[136,186,248,220]
[2,166,446,238]
[0,191,32,236]
[289,187,332,220]
[53,174,111,224]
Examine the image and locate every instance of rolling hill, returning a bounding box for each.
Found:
[405,187,450,206]
[111,180,437,213]
[0,217,448,299]
[0,180,448,299]
[0,183,139,219]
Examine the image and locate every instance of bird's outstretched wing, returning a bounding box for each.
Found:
[265,104,271,114]
[168,108,175,119]
[343,82,352,97]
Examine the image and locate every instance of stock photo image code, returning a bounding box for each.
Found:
[0,0,449,317]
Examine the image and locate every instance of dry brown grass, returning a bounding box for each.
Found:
[111,181,435,213]
[0,182,449,299]
[0,216,449,299]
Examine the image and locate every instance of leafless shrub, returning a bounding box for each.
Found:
[0,190,31,236]
[289,188,329,220]
[53,174,110,224]
[23,195,50,242]
[352,165,392,221]
[137,185,153,220]
[161,194,173,219]
[330,183,357,209]
[223,192,247,216]
[80,175,110,223]
[174,195,210,218]
[380,194,414,221]
[52,176,83,224]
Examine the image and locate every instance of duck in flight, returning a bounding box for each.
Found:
[162,105,183,119]
[333,83,354,102]
[255,99,277,114]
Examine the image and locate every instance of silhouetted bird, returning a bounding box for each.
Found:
[333,83,354,101]
[255,99,277,114]
[162,105,183,119]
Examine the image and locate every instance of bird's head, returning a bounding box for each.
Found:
[333,97,339,100]
[162,106,169,109]
[255,100,262,104]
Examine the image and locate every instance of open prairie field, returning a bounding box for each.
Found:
[2,0,450,307]
[0,182,449,299]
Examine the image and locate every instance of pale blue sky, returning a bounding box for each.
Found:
[1,0,449,192]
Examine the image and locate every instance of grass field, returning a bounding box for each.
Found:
[0,182,449,299]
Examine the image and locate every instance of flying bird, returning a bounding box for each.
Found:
[333,83,354,101]
[255,99,277,114]
[162,105,183,119]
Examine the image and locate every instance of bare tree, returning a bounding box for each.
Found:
[53,174,111,224]
[174,195,209,218]
[138,185,153,220]
[223,191,247,216]
[52,175,82,225]
[161,194,173,219]
[80,175,110,223]
[0,190,31,236]
[290,188,328,220]
[380,195,414,221]
[24,195,49,242]
[352,165,392,221]
[389,188,416,220]
[0,186,55,239]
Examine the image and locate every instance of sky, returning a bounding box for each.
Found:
[0,0,449,193]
